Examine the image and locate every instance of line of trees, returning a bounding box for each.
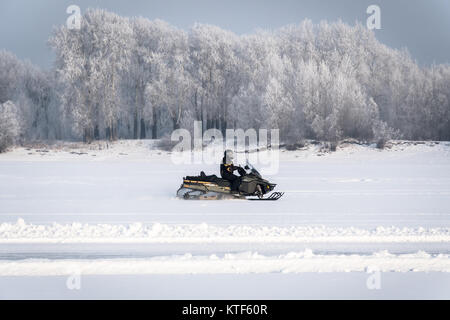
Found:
[0,50,59,151]
[1,8,449,150]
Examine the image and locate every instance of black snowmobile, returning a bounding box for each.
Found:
[176,163,284,200]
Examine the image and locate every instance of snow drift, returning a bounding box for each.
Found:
[1,219,449,244]
[0,250,448,276]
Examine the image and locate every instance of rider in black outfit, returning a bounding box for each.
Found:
[220,150,246,192]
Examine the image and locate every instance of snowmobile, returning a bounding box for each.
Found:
[176,163,284,200]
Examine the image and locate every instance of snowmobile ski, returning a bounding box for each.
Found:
[248,192,284,201]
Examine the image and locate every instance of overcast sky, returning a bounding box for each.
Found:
[1,0,449,69]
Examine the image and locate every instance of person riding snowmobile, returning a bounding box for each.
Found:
[176,149,283,200]
[220,149,246,192]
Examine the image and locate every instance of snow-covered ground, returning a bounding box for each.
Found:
[0,140,449,299]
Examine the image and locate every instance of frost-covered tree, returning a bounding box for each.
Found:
[140,20,189,137]
[126,17,160,139]
[0,51,26,104]
[187,24,242,134]
[0,51,59,141]
[50,9,133,142]
[22,65,59,140]
[0,101,21,152]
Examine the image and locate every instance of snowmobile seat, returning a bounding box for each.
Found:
[185,174,217,182]
[184,173,231,188]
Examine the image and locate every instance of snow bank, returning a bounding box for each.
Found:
[0,250,448,275]
[2,139,448,163]
[1,219,449,244]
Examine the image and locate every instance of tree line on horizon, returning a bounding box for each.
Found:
[1,8,449,152]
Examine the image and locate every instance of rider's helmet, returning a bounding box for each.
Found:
[224,149,234,164]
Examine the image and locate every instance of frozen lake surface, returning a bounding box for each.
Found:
[0,141,449,298]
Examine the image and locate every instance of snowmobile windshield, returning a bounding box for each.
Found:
[246,162,262,178]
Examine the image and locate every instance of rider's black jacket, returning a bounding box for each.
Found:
[220,163,239,181]
[220,160,246,181]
